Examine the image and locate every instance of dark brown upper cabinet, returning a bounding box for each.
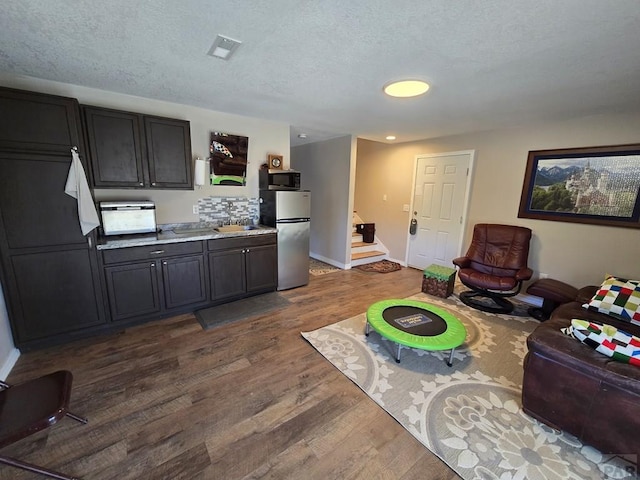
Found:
[82,106,193,189]
[0,88,83,154]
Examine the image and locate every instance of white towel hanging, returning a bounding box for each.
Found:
[65,147,100,235]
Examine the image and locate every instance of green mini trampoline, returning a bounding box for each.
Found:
[365,299,467,366]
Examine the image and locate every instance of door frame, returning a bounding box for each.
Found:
[404,150,476,268]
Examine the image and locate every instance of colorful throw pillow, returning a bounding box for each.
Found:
[564,319,640,367]
[582,275,640,325]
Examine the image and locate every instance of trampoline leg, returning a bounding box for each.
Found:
[447,348,455,367]
[365,321,370,336]
[395,343,401,363]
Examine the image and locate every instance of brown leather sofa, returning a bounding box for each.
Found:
[522,286,640,463]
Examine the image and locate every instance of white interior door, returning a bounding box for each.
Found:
[407,152,472,270]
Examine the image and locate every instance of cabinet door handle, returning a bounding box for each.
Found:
[139,182,144,186]
[150,263,155,267]
[149,250,165,255]
[162,261,167,265]
[246,249,250,253]
[152,182,156,186]
[87,236,93,248]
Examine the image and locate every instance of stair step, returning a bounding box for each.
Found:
[352,250,385,260]
[351,241,376,248]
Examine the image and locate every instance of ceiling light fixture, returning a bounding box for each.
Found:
[385,135,396,141]
[383,80,430,98]
[207,34,242,60]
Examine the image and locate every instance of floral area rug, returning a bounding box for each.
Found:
[309,258,341,276]
[301,291,636,479]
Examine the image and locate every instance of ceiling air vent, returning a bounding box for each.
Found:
[207,34,242,60]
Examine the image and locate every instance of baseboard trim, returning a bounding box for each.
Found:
[310,253,347,270]
[0,348,20,381]
[388,257,408,267]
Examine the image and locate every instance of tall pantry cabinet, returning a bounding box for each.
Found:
[0,87,107,350]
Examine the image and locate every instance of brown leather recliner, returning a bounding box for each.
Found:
[453,223,533,313]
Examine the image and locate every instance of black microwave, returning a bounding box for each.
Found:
[259,169,301,190]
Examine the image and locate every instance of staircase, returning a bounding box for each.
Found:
[351,231,387,267]
[351,211,387,266]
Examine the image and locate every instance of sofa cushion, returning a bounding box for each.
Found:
[564,319,640,367]
[583,275,640,325]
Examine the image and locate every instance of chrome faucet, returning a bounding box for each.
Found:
[223,201,233,226]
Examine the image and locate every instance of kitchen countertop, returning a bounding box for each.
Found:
[96,224,277,250]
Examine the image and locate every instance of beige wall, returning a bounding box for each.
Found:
[292,136,356,268]
[355,112,640,286]
[0,73,290,224]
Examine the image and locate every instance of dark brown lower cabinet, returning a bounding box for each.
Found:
[209,249,246,301]
[104,261,161,322]
[3,229,276,347]
[208,234,277,301]
[102,243,208,322]
[9,248,106,344]
[102,235,276,326]
[245,245,278,293]
[162,255,207,309]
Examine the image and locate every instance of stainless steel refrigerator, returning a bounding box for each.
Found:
[259,190,310,290]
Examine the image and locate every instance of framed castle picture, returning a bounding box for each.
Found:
[518,144,640,228]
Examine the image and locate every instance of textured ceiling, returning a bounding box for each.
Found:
[1,0,639,147]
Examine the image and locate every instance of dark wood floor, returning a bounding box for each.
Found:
[3,266,459,480]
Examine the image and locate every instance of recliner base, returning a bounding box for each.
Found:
[459,290,514,314]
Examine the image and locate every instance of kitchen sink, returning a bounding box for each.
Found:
[215,225,258,233]
[171,227,217,235]
[170,225,259,235]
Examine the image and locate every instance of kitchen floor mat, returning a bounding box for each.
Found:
[195,292,291,330]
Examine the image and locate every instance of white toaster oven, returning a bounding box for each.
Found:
[100,201,157,236]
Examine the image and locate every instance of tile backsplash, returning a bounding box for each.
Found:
[197,196,259,225]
